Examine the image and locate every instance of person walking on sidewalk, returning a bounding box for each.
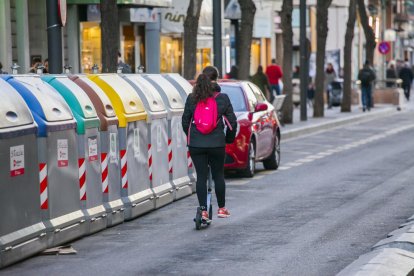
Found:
[266,59,283,102]
[398,62,413,101]
[325,63,337,109]
[251,65,271,102]
[358,60,376,112]
[182,66,237,221]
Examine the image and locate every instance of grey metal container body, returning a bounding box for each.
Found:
[142,74,192,199]
[100,125,125,227]
[162,74,197,191]
[122,75,174,208]
[149,118,174,208]
[0,78,48,268]
[0,133,48,268]
[39,130,87,248]
[78,128,107,235]
[119,122,156,220]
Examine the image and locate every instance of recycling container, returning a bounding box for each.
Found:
[141,74,192,199]
[162,73,197,191]
[89,74,163,219]
[0,78,47,268]
[122,75,179,203]
[43,75,107,235]
[3,75,85,248]
[70,75,124,227]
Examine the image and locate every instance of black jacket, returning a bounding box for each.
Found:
[182,91,237,148]
[399,67,414,86]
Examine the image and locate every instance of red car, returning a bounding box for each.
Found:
[219,81,281,177]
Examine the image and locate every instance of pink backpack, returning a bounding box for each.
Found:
[193,93,219,134]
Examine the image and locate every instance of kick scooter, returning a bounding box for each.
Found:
[194,166,213,230]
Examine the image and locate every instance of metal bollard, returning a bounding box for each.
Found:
[92,64,99,74]
[10,63,20,75]
[36,64,45,75]
[63,65,72,74]
[137,65,144,74]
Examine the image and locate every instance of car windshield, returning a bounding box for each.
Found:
[220,85,247,112]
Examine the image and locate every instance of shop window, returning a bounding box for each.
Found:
[196,48,212,77]
[122,24,136,73]
[80,22,101,73]
[160,36,182,74]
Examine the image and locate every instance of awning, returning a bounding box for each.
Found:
[68,0,172,7]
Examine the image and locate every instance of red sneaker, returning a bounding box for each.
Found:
[217,207,230,218]
[201,210,209,221]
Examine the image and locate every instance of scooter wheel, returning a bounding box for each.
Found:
[194,207,202,230]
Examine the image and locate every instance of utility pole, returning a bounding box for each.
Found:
[46,0,63,74]
[299,0,308,121]
[213,0,222,76]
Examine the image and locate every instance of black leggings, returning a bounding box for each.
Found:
[189,147,226,209]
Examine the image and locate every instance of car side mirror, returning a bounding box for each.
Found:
[254,102,268,112]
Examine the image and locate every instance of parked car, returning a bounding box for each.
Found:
[219,80,281,177]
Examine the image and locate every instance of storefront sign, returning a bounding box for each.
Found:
[161,0,212,35]
[130,8,158,23]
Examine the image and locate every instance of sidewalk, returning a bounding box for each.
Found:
[280,102,409,141]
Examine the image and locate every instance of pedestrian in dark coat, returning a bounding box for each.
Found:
[399,62,413,101]
[251,65,271,101]
[182,66,237,220]
[358,60,376,112]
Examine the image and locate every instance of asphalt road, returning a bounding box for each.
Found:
[2,111,414,276]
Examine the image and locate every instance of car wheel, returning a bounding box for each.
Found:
[263,135,280,170]
[242,141,255,178]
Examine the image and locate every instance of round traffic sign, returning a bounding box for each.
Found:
[378,41,391,55]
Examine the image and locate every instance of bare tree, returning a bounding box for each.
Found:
[357,0,376,65]
[313,0,333,117]
[237,0,256,80]
[280,0,293,124]
[341,0,357,112]
[101,0,119,73]
[183,0,203,80]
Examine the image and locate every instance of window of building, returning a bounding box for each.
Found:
[80,22,101,73]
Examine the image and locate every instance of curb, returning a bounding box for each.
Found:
[337,248,414,276]
[281,106,397,141]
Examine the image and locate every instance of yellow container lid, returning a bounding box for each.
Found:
[88,74,147,127]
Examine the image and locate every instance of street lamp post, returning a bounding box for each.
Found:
[46,0,63,74]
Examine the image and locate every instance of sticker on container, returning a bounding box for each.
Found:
[109,133,118,163]
[57,139,69,167]
[10,145,24,177]
[157,125,162,152]
[88,136,98,161]
[176,122,182,148]
[133,128,140,156]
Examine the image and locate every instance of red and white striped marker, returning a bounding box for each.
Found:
[39,163,48,209]
[78,158,86,201]
[101,153,108,193]
[148,144,153,181]
[120,149,128,189]
[168,139,173,174]
[187,151,193,168]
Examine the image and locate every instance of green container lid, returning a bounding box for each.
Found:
[42,76,100,134]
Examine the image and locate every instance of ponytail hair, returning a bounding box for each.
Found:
[192,73,214,103]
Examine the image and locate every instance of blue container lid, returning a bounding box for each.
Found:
[0,77,37,139]
[0,75,76,137]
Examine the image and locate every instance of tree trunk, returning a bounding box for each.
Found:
[100,0,119,73]
[341,0,357,112]
[280,0,293,124]
[237,0,256,80]
[357,0,376,65]
[183,0,203,80]
[313,0,332,117]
